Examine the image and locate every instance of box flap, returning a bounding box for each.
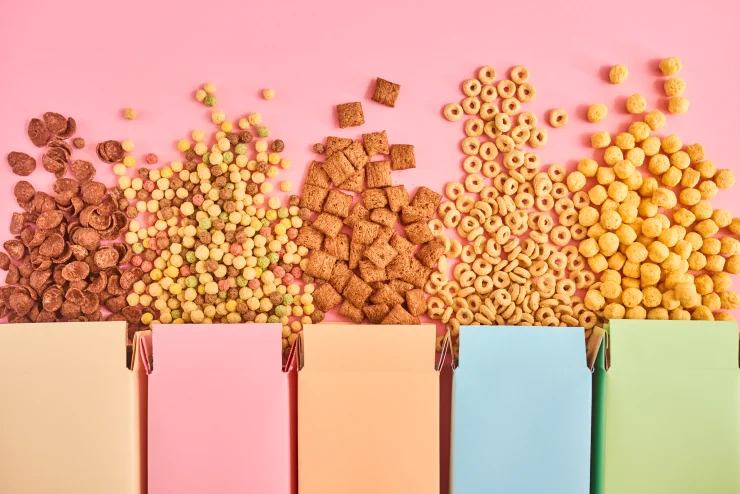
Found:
[130,330,152,372]
[301,323,436,372]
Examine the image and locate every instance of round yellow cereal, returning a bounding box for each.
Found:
[600,280,622,299]
[211,109,226,124]
[597,166,616,185]
[628,121,651,143]
[668,97,690,114]
[644,110,666,131]
[642,217,663,238]
[263,88,275,100]
[625,147,646,167]
[678,188,701,206]
[661,134,683,154]
[598,232,620,256]
[715,169,735,189]
[661,166,682,187]
[578,206,600,227]
[652,188,676,209]
[641,136,661,157]
[626,306,647,319]
[642,286,663,307]
[692,306,714,321]
[577,158,598,178]
[604,303,626,319]
[668,151,690,171]
[607,181,628,202]
[600,209,623,230]
[626,94,646,114]
[698,180,718,200]
[121,140,134,152]
[614,132,636,150]
[443,103,464,122]
[714,209,733,228]
[664,77,686,97]
[622,287,643,308]
[566,171,586,192]
[591,131,611,148]
[614,160,635,179]
[659,57,682,76]
[609,64,629,84]
[604,146,623,165]
[685,143,704,163]
[587,103,608,124]
[195,89,207,102]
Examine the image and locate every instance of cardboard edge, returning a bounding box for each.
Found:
[437,331,453,371]
[586,327,606,372]
[284,335,301,372]
[137,330,153,375]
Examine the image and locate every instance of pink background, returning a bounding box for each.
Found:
[2,1,739,492]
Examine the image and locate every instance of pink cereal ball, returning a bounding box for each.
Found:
[131,255,143,267]
[260,227,271,237]
[282,274,294,285]
[192,194,205,206]
[156,230,167,238]
[145,153,159,164]
[248,279,261,290]
[180,266,191,276]
[230,244,243,255]
[141,261,154,273]
[273,266,286,278]
[291,267,302,278]
[143,180,156,192]
[218,280,230,291]
[147,215,157,226]
[287,227,298,239]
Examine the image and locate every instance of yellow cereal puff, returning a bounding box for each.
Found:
[566,171,587,192]
[695,160,716,179]
[694,274,714,295]
[691,306,714,321]
[614,160,635,180]
[664,77,686,97]
[661,134,683,154]
[644,110,666,131]
[648,154,670,175]
[686,143,704,163]
[588,184,608,205]
[648,241,669,263]
[578,206,600,227]
[577,158,599,177]
[652,188,676,209]
[715,312,736,321]
[587,103,608,123]
[591,131,611,148]
[585,289,606,310]
[725,255,740,275]
[628,121,651,142]
[670,308,692,320]
[600,280,622,299]
[715,169,735,189]
[698,180,718,200]
[668,97,690,114]
[647,307,669,320]
[609,64,629,84]
[626,94,647,114]
[641,136,662,156]
[642,286,663,307]
[669,151,690,170]
[661,166,682,187]
[598,232,620,256]
[731,218,740,235]
[691,201,713,220]
[615,132,636,150]
[659,56,683,76]
[597,167,616,186]
[678,188,701,206]
[680,168,701,189]
[713,209,733,228]
[604,146,623,165]
[588,253,609,273]
[688,251,707,271]
[604,303,627,319]
[625,148,646,167]
[719,292,738,310]
[638,198,658,218]
[607,181,628,202]
[642,217,663,238]
[703,293,722,312]
[700,237,721,255]
[713,272,732,292]
[626,306,647,319]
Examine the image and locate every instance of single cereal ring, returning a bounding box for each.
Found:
[459,270,476,288]
[445,182,465,200]
[536,214,554,233]
[572,191,590,209]
[478,65,496,84]
[443,209,461,228]
[550,226,571,246]
[568,254,586,272]
[484,215,503,234]
[462,136,481,155]
[431,272,448,287]
[503,177,518,196]
[455,194,475,213]
[533,176,553,197]
[546,164,566,183]
[462,155,483,174]
[535,195,554,211]
[497,79,516,98]
[465,118,484,137]
[465,173,485,193]
[429,219,444,236]
[453,263,471,282]
[479,102,498,121]
[494,113,512,133]
[504,212,523,231]
[510,125,531,145]
[554,197,574,215]
[473,235,486,255]
[549,108,568,128]
[427,297,445,312]
[462,96,481,114]
[522,167,538,181]
[516,83,536,102]
[448,239,463,258]
[493,288,512,307]
[461,245,477,263]
[551,182,568,199]
[470,208,486,225]
[460,216,479,233]
[480,186,499,204]
[483,121,500,139]
[444,103,463,121]
[495,225,511,244]
[529,128,548,147]
[501,98,521,116]
[472,258,493,276]
[570,224,587,240]
[503,149,525,170]
[510,65,530,84]
[514,192,534,210]
[479,142,498,161]
[463,79,482,96]
[495,135,515,153]
[556,278,577,297]
[456,308,474,325]
[518,182,534,195]
[559,208,578,227]
[466,294,483,312]
[524,152,540,169]
[481,86,498,105]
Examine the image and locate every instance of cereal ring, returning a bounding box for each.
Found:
[462,136,481,156]
[462,155,483,174]
[497,79,516,98]
[495,225,511,245]
[462,96,481,115]
[481,161,501,179]
[551,182,568,199]
[484,216,503,234]
[463,79,482,96]
[446,182,465,200]
[495,135,515,153]
[448,239,463,258]
[514,192,534,209]
[522,167,538,181]
[503,149,525,170]
[517,83,536,102]
[528,128,548,147]
[459,270,476,288]
[554,197,574,215]
[534,176,553,197]
[444,103,463,122]
[510,65,530,84]
[460,245,477,264]
[494,113,512,133]
[465,174,485,193]
[454,195,475,214]
[483,121,500,139]
[456,308,474,325]
[460,216,479,233]
[510,125,531,145]
[480,84,498,102]
[478,65,496,85]
[443,209,461,228]
[501,98,521,116]
[535,195,554,211]
[429,219,444,236]
[464,118,484,137]
[479,102,499,121]
[549,108,568,128]
[502,178,518,196]
[572,191,590,210]
[536,214,554,233]
[479,142,498,161]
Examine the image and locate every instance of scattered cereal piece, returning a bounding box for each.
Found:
[313,143,325,154]
[263,88,275,100]
[668,97,690,114]
[72,138,85,149]
[372,77,401,107]
[444,103,464,122]
[664,77,686,97]
[659,57,682,76]
[644,110,667,131]
[203,95,217,107]
[626,94,647,114]
[124,108,137,120]
[587,104,608,123]
[549,109,568,128]
[336,102,365,128]
[195,89,207,102]
[609,64,629,84]
[122,140,135,152]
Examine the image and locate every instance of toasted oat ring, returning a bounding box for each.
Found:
[478,66,496,84]
[459,270,476,288]
[429,219,444,236]
[493,175,507,193]
[445,182,465,200]
[530,231,548,244]
[427,296,445,312]
[437,289,453,307]
[493,288,512,307]
[516,83,536,102]
[472,259,493,276]
[549,108,568,128]
[462,96,482,115]
[534,177,552,197]
[443,280,462,296]
[460,216,479,233]
[538,244,552,261]
[494,113,512,133]
[478,143,498,161]
[484,216,503,235]
[480,84,498,102]
[579,311,597,330]
[559,208,579,227]
[548,252,568,270]
[483,121,499,139]
[465,118,484,137]
[495,225,511,244]
[522,167,538,180]
[497,79,516,98]
[495,135,515,154]
[501,178,517,196]
[536,214,553,233]
[463,78,482,96]
[554,197,574,215]
[535,195,554,211]
[444,103,463,121]
[568,254,586,272]
[453,263,470,281]
[510,125,531,145]
[510,65,530,84]
[570,223,587,240]
[465,173,485,193]
[550,226,571,246]
[503,150,525,170]
[501,98,521,116]
[556,278,577,297]
[431,272,448,287]
[510,169,526,185]
[456,308,474,325]
[516,111,537,129]
[529,128,548,147]
[537,275,557,296]
[514,192,534,210]
[572,191,590,210]
[461,244,477,263]
[467,294,483,312]
[530,260,548,277]
[462,155,482,174]
[480,186,499,204]
[547,164,566,182]
[521,239,537,258]
[518,182,534,196]
[479,102,498,121]
[551,182,568,199]
[462,136,481,156]
[455,194,475,213]
[505,212,523,231]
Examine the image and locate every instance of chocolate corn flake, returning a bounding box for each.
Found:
[8,151,36,176]
[43,112,68,134]
[28,118,50,147]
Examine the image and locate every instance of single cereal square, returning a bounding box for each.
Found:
[400,205,426,225]
[305,251,338,280]
[295,225,325,250]
[370,283,405,306]
[313,213,344,238]
[324,233,350,261]
[400,258,431,288]
[343,140,369,170]
[353,220,380,244]
[299,185,329,213]
[313,282,343,312]
[363,130,390,156]
[338,168,365,193]
[404,221,435,245]
[343,274,373,307]
[323,189,353,218]
[359,260,388,283]
[369,207,398,228]
[366,160,393,188]
[337,102,365,128]
[344,202,370,228]
[388,279,414,295]
[382,304,420,325]
[390,234,414,256]
[361,188,388,210]
[415,238,445,268]
[326,136,353,156]
[386,255,412,280]
[372,77,401,107]
[305,161,331,188]
[339,300,364,323]
[330,261,353,293]
[376,225,394,244]
[390,144,416,170]
[323,151,356,186]
[349,238,366,270]
[363,304,391,324]
[385,185,410,213]
[365,238,399,269]
[411,186,442,217]
[405,288,426,317]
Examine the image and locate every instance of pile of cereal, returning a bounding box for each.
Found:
[580,57,738,322]
[435,65,602,351]
[296,77,446,324]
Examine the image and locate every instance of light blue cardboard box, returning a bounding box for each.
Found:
[450,325,592,494]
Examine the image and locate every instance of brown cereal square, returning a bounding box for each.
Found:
[343,274,373,307]
[363,130,390,156]
[390,144,416,170]
[366,160,393,188]
[372,78,401,108]
[295,225,325,251]
[405,289,426,317]
[323,189,353,218]
[337,102,365,128]
[363,304,391,324]
[313,282,343,312]
[343,140,369,170]
[299,185,329,213]
[365,238,399,269]
[386,255,411,280]
[323,151,356,186]
[305,251,338,280]
[415,238,446,268]
[305,161,331,188]
[361,188,388,210]
[349,238,366,270]
[385,185,410,213]
[338,300,364,323]
[389,234,414,256]
[326,136,353,156]
[410,186,442,217]
[313,213,344,238]
[353,220,380,245]
[359,260,388,283]
[324,233,350,261]
[400,205,426,225]
[370,283,405,306]
[382,304,420,325]
[330,261,353,293]
[369,208,397,228]
[376,225,394,244]
[344,202,370,228]
[338,168,365,193]
[404,221,435,245]
[400,258,431,288]
[388,279,415,296]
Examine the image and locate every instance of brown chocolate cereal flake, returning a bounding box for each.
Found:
[8,151,36,176]
[372,78,401,107]
[28,118,50,147]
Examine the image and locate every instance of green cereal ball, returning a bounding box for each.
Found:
[171,310,182,320]
[267,315,280,323]
[132,243,144,254]
[258,256,270,270]
[218,212,229,221]
[268,252,279,264]
[274,305,288,317]
[185,251,197,263]
[199,218,212,230]
[257,126,269,137]
[282,294,294,305]
[218,290,228,299]
[185,275,198,288]
[225,183,235,190]
[236,275,248,287]
[202,152,211,164]
[235,143,247,155]
[278,207,289,218]
[261,218,270,227]
[204,95,217,107]
[223,151,234,164]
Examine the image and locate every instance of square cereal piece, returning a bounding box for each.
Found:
[295,225,325,251]
[343,140,369,170]
[405,288,426,317]
[305,161,331,188]
[363,304,391,324]
[389,234,414,257]
[343,274,373,307]
[337,102,365,129]
[390,144,416,170]
[372,78,401,108]
[388,279,414,295]
[305,251,338,280]
[366,160,393,188]
[376,224,394,243]
[400,258,431,288]
[299,185,329,213]
[339,300,364,324]
[324,151,356,186]
[359,260,388,283]
[370,283,405,306]
[323,189,353,218]
[313,213,343,238]
[326,136,352,156]
[353,220,380,245]
[313,282,343,312]
[411,186,442,217]
[382,304,420,325]
[385,185,410,213]
[365,238,398,269]
[361,188,388,210]
[415,238,446,268]
[344,203,370,228]
[330,261,353,293]
[404,220,435,245]
[400,205,426,225]
[349,238,366,270]
[363,130,390,156]
[386,255,411,280]
[338,168,365,193]
[324,233,350,261]
[369,207,398,228]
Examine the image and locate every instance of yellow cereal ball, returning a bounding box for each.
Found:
[661,134,683,154]
[716,312,736,321]
[615,132,636,150]
[626,306,647,319]
[686,143,704,163]
[647,154,669,175]
[638,198,658,218]
[113,163,127,176]
[587,103,608,123]
[622,287,643,308]
[664,77,686,97]
[604,146,623,165]
[609,64,629,84]
[720,292,739,310]
[626,94,647,114]
[248,112,262,126]
[658,227,679,247]
[648,241,669,263]
[591,131,611,148]
[726,256,740,275]
[124,108,137,120]
[121,139,135,152]
[648,307,670,320]
[625,148,646,167]
[578,158,598,177]
[604,303,626,319]
[607,181,628,202]
[661,166,682,187]
[659,57,682,76]
[280,181,292,192]
[700,237,721,255]
[221,122,233,133]
[678,188,701,206]
[628,121,651,143]
[652,188,676,209]
[589,253,609,273]
[585,289,606,311]
[695,219,719,238]
[691,305,714,321]
[263,88,275,100]
[641,137,661,157]
[702,293,722,312]
[566,171,586,192]
[597,167,616,185]
[641,286,662,307]
[601,209,623,230]
[600,280,622,299]
[211,110,226,124]
[599,232,620,256]
[203,82,217,94]
[579,237,599,258]
[713,209,733,228]
[713,272,732,292]
[644,110,666,131]
[669,151,690,170]
[177,140,191,152]
[588,184,608,205]
[614,160,635,180]
[668,97,690,114]
[192,129,205,142]
[695,160,716,179]
[578,207,600,229]
[698,180,718,200]
[195,89,207,102]
[715,169,735,189]
[680,168,700,189]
